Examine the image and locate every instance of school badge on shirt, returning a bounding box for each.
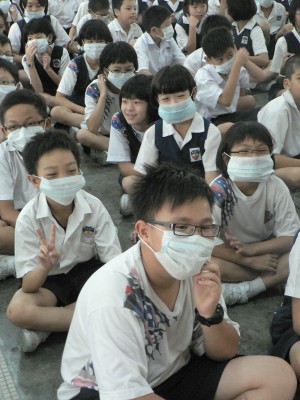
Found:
[189,147,201,162]
[82,226,95,239]
[241,36,249,45]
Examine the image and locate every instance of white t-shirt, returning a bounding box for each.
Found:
[58,241,239,400]
[108,18,143,43]
[134,112,221,174]
[47,0,83,28]
[0,141,38,209]
[184,47,206,77]
[107,111,145,162]
[57,54,99,97]
[210,174,300,244]
[8,15,70,54]
[257,90,300,157]
[285,233,300,298]
[232,18,268,56]
[270,28,300,74]
[134,32,186,74]
[194,64,249,119]
[83,80,120,135]
[254,2,286,35]
[15,190,122,278]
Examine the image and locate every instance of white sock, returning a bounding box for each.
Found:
[248,277,266,299]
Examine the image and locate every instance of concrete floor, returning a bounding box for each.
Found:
[0,90,287,400]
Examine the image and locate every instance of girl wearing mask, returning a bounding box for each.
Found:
[22,18,70,106]
[77,41,138,165]
[50,19,113,130]
[210,121,300,306]
[134,64,221,185]
[8,0,70,63]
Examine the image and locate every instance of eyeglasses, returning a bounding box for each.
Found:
[230,148,270,156]
[148,221,220,237]
[3,119,45,132]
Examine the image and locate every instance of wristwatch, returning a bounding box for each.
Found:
[195,304,224,327]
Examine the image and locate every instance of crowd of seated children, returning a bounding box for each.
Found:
[77,41,138,165]
[107,74,159,216]
[210,121,299,306]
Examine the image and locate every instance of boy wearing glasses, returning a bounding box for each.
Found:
[0,89,51,280]
[58,163,297,400]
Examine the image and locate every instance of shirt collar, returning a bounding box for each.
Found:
[162,112,204,139]
[283,90,300,111]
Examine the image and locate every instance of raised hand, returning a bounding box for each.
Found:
[36,224,60,271]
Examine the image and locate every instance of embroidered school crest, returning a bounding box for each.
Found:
[82,226,95,238]
[189,147,201,162]
[264,211,273,224]
[276,15,282,21]
[241,36,249,45]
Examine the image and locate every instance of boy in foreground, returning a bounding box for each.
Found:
[58,163,296,400]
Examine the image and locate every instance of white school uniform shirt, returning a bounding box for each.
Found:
[0,141,38,209]
[57,241,239,400]
[207,0,220,14]
[254,2,286,35]
[285,234,300,299]
[108,18,143,43]
[194,64,249,119]
[175,15,204,51]
[76,14,93,34]
[153,0,184,16]
[184,47,207,77]
[257,90,300,157]
[8,15,70,54]
[15,190,122,279]
[21,45,70,81]
[72,0,88,27]
[82,80,120,135]
[134,112,221,174]
[270,28,300,74]
[47,0,83,29]
[211,174,300,244]
[134,32,186,74]
[232,19,268,56]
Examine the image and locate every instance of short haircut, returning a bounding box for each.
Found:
[200,14,232,38]
[120,75,158,123]
[131,163,214,221]
[77,19,113,45]
[20,0,48,14]
[0,58,18,82]
[24,18,56,44]
[284,54,300,78]
[112,0,123,10]
[99,41,138,72]
[288,0,300,26]
[183,0,207,17]
[88,0,109,11]
[152,64,195,104]
[202,26,234,58]
[0,33,12,48]
[142,6,171,33]
[23,129,81,175]
[0,89,48,124]
[216,121,274,178]
[226,0,257,21]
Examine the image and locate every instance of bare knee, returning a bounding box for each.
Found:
[7,292,35,327]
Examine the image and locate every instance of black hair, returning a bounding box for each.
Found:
[99,41,138,72]
[20,0,48,14]
[0,89,48,124]
[0,58,18,82]
[152,65,195,102]
[88,0,109,11]
[77,19,113,45]
[183,0,207,17]
[142,6,171,33]
[284,54,300,78]
[226,0,257,21]
[24,17,56,44]
[202,26,234,58]
[0,33,12,48]
[216,121,274,178]
[288,0,300,26]
[200,14,232,38]
[131,163,214,221]
[120,75,158,123]
[23,128,81,175]
[112,0,123,10]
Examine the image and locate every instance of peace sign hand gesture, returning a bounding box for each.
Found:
[36,224,60,271]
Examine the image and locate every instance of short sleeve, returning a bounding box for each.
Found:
[134,126,159,175]
[107,113,132,163]
[250,25,268,55]
[57,59,78,95]
[202,123,221,172]
[175,23,188,51]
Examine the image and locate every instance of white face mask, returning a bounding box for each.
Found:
[36,174,86,205]
[258,0,274,7]
[161,24,174,41]
[107,70,135,90]
[0,0,10,14]
[140,225,215,280]
[6,125,45,152]
[0,55,14,63]
[227,154,274,182]
[24,9,45,20]
[214,57,234,75]
[27,38,49,53]
[83,43,106,60]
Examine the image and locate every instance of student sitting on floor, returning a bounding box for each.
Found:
[76,0,111,36]
[6,129,122,353]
